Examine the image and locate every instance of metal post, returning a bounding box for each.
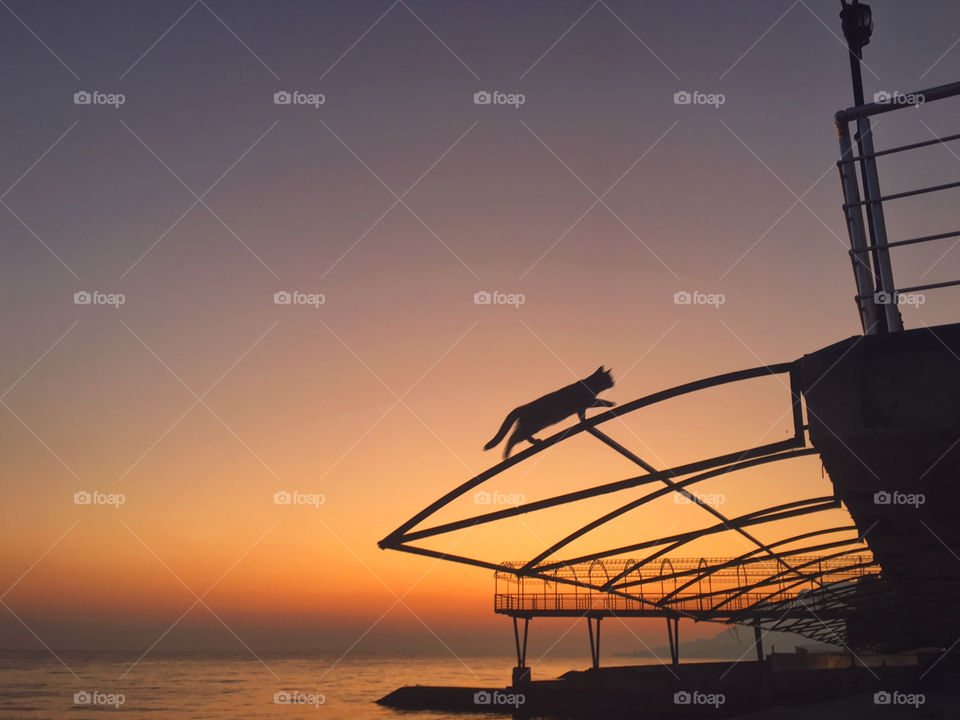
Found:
[754,624,764,662]
[840,0,889,333]
[836,121,879,334]
[587,616,601,670]
[666,616,680,668]
[595,617,600,669]
[512,616,531,686]
[522,617,529,666]
[839,0,902,333]
[856,119,903,332]
[512,616,529,667]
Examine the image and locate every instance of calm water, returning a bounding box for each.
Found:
[0,651,657,719]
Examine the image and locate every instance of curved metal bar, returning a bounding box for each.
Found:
[594,497,838,585]
[397,441,808,546]
[543,497,839,573]
[659,558,677,607]
[522,448,817,572]
[589,559,610,589]
[703,548,875,618]
[379,362,796,547]
[740,560,872,616]
[692,551,874,613]
[652,529,864,601]
[655,550,873,610]
[641,526,862,590]
[583,424,820,591]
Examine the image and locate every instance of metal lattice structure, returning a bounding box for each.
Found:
[380,362,884,664]
[380,72,960,671]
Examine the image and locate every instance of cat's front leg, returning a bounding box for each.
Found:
[592,399,616,408]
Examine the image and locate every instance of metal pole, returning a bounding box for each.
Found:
[857,120,904,331]
[587,617,600,670]
[673,617,680,668]
[513,617,523,667]
[595,617,601,669]
[840,0,892,333]
[836,121,879,333]
[666,617,675,665]
[522,618,529,666]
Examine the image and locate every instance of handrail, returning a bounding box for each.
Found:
[834,78,960,333]
[835,80,960,122]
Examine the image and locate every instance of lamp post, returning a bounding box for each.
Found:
[840,0,872,106]
[839,0,901,332]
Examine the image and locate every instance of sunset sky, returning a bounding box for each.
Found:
[2,0,960,664]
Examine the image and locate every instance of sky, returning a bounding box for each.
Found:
[1,0,960,665]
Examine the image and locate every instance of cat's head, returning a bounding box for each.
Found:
[592,366,614,390]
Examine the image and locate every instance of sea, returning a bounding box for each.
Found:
[0,651,673,719]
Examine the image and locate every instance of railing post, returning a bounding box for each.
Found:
[856,117,904,332]
[836,120,880,334]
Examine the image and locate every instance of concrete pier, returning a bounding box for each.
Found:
[800,322,960,650]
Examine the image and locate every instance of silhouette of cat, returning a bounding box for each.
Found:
[483,367,615,459]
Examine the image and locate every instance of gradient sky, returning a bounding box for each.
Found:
[2,0,960,664]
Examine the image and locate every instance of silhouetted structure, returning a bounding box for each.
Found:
[379,6,960,712]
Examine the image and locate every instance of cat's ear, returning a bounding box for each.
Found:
[596,366,604,374]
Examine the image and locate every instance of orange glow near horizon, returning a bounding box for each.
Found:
[3,0,960,660]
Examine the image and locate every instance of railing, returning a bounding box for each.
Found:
[835,80,960,334]
[493,588,854,617]
[494,553,879,619]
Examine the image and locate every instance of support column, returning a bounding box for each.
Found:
[754,624,764,662]
[587,616,602,670]
[512,616,531,686]
[666,616,680,668]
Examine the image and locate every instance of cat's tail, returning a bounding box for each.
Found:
[483,408,519,451]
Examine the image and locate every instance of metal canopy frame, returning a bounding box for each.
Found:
[379,361,883,654]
